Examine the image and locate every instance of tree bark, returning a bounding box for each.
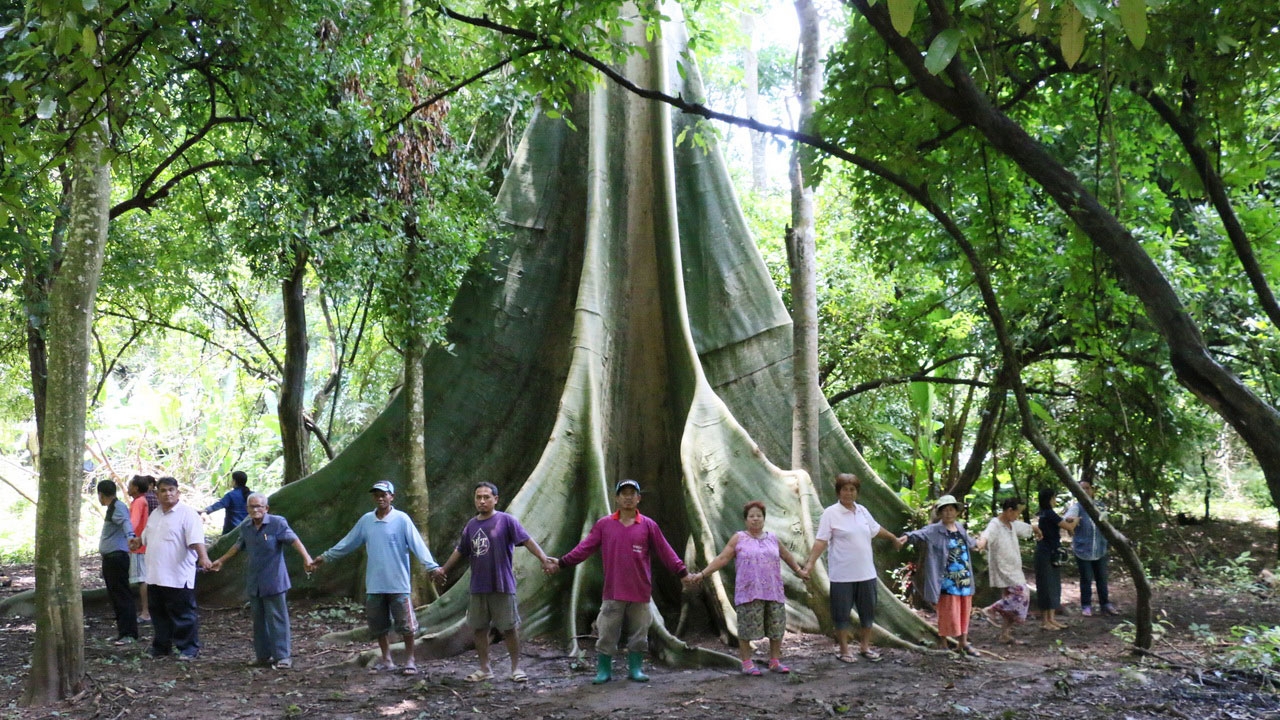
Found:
[22,115,110,706]
[787,0,822,481]
[848,0,1280,518]
[278,237,311,485]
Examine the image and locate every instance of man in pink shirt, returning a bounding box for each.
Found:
[553,480,695,683]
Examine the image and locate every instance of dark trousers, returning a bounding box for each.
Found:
[1033,546,1061,611]
[1076,556,1109,607]
[101,551,138,639]
[149,584,200,656]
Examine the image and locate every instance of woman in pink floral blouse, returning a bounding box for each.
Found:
[690,501,809,675]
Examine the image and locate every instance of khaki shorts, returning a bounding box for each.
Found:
[365,593,416,637]
[467,593,520,632]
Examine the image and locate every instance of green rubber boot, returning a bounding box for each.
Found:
[593,653,612,684]
[626,652,649,682]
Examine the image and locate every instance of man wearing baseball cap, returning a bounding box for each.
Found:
[308,480,439,675]
[551,479,695,684]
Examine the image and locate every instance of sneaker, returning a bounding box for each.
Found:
[740,660,762,676]
[1102,603,1120,616]
[177,652,198,662]
[274,658,293,669]
[1080,605,1092,617]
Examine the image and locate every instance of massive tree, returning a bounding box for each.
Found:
[200,6,934,662]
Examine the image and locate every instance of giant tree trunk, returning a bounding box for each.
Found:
[22,116,110,706]
[848,0,1280,522]
[278,238,310,485]
[199,4,933,663]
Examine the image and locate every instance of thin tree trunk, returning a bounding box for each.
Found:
[279,237,310,484]
[22,115,110,706]
[787,0,821,480]
[947,370,1007,498]
[741,11,767,191]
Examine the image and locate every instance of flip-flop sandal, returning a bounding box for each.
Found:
[836,653,858,663]
[402,665,419,676]
[962,646,982,658]
[767,659,790,674]
[860,649,883,662]
[510,670,528,682]
[465,669,495,683]
[368,660,397,674]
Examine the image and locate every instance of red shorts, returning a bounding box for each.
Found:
[936,594,972,638]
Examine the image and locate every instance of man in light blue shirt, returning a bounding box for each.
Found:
[1062,479,1117,617]
[309,481,438,675]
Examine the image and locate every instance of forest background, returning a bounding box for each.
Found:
[1,0,1279,708]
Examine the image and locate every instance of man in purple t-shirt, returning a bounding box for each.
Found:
[432,482,556,683]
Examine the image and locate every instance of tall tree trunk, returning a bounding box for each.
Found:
[22,115,110,706]
[947,370,1007,498]
[787,0,821,480]
[278,238,310,485]
[849,0,1280,527]
[20,174,71,458]
[400,230,435,606]
[740,11,768,191]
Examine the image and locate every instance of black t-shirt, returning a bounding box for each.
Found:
[1037,510,1062,551]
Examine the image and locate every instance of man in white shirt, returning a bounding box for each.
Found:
[131,476,211,660]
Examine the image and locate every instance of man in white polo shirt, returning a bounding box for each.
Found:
[131,476,211,660]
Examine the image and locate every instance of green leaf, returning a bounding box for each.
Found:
[82,0,98,10]
[1071,0,1102,21]
[924,29,961,75]
[36,96,57,119]
[81,25,96,56]
[1118,0,1146,50]
[1028,398,1053,423]
[888,0,916,37]
[1060,3,1084,68]
[1016,0,1037,35]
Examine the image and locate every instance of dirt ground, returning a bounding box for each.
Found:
[2,519,1277,720]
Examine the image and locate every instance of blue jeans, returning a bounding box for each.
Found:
[250,592,291,662]
[1076,556,1109,607]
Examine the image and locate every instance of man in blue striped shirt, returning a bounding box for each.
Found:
[310,481,439,675]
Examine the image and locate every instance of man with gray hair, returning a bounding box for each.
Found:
[210,492,314,669]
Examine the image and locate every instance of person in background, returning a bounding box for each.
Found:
[688,500,809,675]
[308,481,439,676]
[976,497,1041,645]
[896,495,980,657]
[803,473,897,664]
[1033,487,1068,630]
[202,470,251,534]
[97,480,138,645]
[131,476,212,660]
[431,482,557,683]
[1062,479,1118,617]
[127,475,152,624]
[210,492,313,669]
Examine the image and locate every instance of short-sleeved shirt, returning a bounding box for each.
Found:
[456,511,530,595]
[1037,509,1062,553]
[815,502,881,583]
[129,495,150,554]
[234,513,299,597]
[1064,501,1108,561]
[141,501,205,589]
[983,517,1033,588]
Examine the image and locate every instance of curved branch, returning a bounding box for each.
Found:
[1134,84,1280,331]
[383,45,550,133]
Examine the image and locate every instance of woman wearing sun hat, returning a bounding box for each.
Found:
[895,494,980,657]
